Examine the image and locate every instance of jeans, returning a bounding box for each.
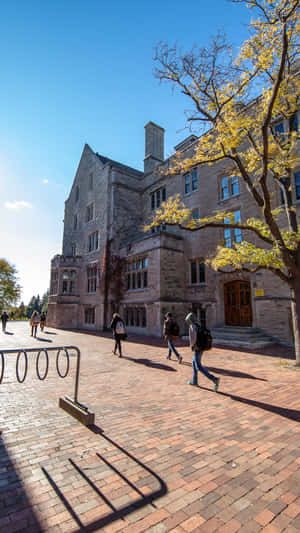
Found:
[31,325,38,337]
[114,336,122,355]
[167,340,181,360]
[192,350,216,385]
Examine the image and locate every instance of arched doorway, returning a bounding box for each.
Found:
[224,280,252,326]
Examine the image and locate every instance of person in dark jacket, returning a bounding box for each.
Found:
[185,312,220,391]
[163,312,182,363]
[1,312,9,333]
[110,313,126,357]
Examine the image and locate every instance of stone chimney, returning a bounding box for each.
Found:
[144,121,165,173]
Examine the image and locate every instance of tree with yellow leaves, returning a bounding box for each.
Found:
[147,0,300,364]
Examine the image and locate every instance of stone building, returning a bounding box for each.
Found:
[47,116,300,345]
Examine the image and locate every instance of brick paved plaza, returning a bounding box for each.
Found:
[0,322,300,533]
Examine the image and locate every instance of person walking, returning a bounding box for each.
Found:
[110,313,126,357]
[163,312,182,363]
[40,312,46,332]
[1,312,9,333]
[185,312,220,391]
[30,310,40,338]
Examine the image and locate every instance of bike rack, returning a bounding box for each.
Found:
[0,346,95,426]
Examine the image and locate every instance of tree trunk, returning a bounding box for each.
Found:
[291,280,300,366]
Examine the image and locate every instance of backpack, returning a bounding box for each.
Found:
[169,320,180,337]
[115,320,125,335]
[196,323,212,351]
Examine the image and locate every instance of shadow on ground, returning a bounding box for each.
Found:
[0,435,42,531]
[193,385,300,423]
[42,428,168,532]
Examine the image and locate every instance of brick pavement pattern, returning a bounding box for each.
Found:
[0,322,299,532]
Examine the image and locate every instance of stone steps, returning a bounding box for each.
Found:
[211,326,275,349]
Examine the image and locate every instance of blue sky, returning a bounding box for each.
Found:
[0,0,251,305]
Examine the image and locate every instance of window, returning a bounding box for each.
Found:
[75,185,79,202]
[291,113,299,133]
[192,209,199,220]
[50,271,58,295]
[192,305,206,328]
[184,174,191,195]
[295,172,300,200]
[73,214,78,230]
[71,243,76,256]
[151,187,166,210]
[221,176,239,200]
[89,173,93,190]
[221,177,229,200]
[61,270,76,293]
[274,121,285,143]
[231,176,239,196]
[224,210,242,247]
[125,307,147,328]
[88,231,99,252]
[126,257,148,291]
[184,169,198,195]
[190,261,206,285]
[87,266,97,293]
[85,308,95,324]
[86,203,94,222]
[192,169,198,191]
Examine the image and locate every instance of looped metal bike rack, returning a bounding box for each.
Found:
[16,350,28,383]
[0,345,94,425]
[0,351,4,384]
[36,349,49,381]
[56,348,70,378]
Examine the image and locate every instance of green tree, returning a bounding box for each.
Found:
[41,289,49,312]
[148,0,300,364]
[0,259,21,312]
[27,296,37,318]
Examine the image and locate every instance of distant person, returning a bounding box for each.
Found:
[30,311,40,338]
[40,312,46,332]
[163,312,182,363]
[1,312,9,333]
[185,312,219,391]
[110,313,126,357]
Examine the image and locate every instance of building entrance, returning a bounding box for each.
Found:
[224,280,252,326]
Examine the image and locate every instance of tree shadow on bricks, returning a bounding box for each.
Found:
[181,361,267,381]
[196,385,300,422]
[0,435,42,532]
[42,429,168,532]
[122,355,177,371]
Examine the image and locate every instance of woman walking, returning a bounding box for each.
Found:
[110,313,126,357]
[30,310,40,338]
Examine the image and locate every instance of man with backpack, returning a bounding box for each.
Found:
[185,312,220,391]
[163,312,182,364]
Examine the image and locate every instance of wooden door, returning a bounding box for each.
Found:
[224,281,252,326]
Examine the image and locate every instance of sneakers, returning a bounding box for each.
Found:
[213,377,220,392]
[166,355,171,360]
[188,380,197,386]
[178,356,183,364]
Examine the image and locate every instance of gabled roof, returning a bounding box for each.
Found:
[95,153,144,178]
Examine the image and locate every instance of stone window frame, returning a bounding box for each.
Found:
[124,306,147,328]
[192,208,200,220]
[88,231,99,252]
[150,186,166,210]
[224,209,242,248]
[184,168,198,196]
[87,265,97,293]
[89,173,93,191]
[220,175,240,201]
[61,270,77,294]
[50,270,58,295]
[71,243,76,256]
[86,203,94,223]
[84,307,95,324]
[126,257,148,291]
[192,304,207,328]
[190,259,206,285]
[73,214,78,230]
